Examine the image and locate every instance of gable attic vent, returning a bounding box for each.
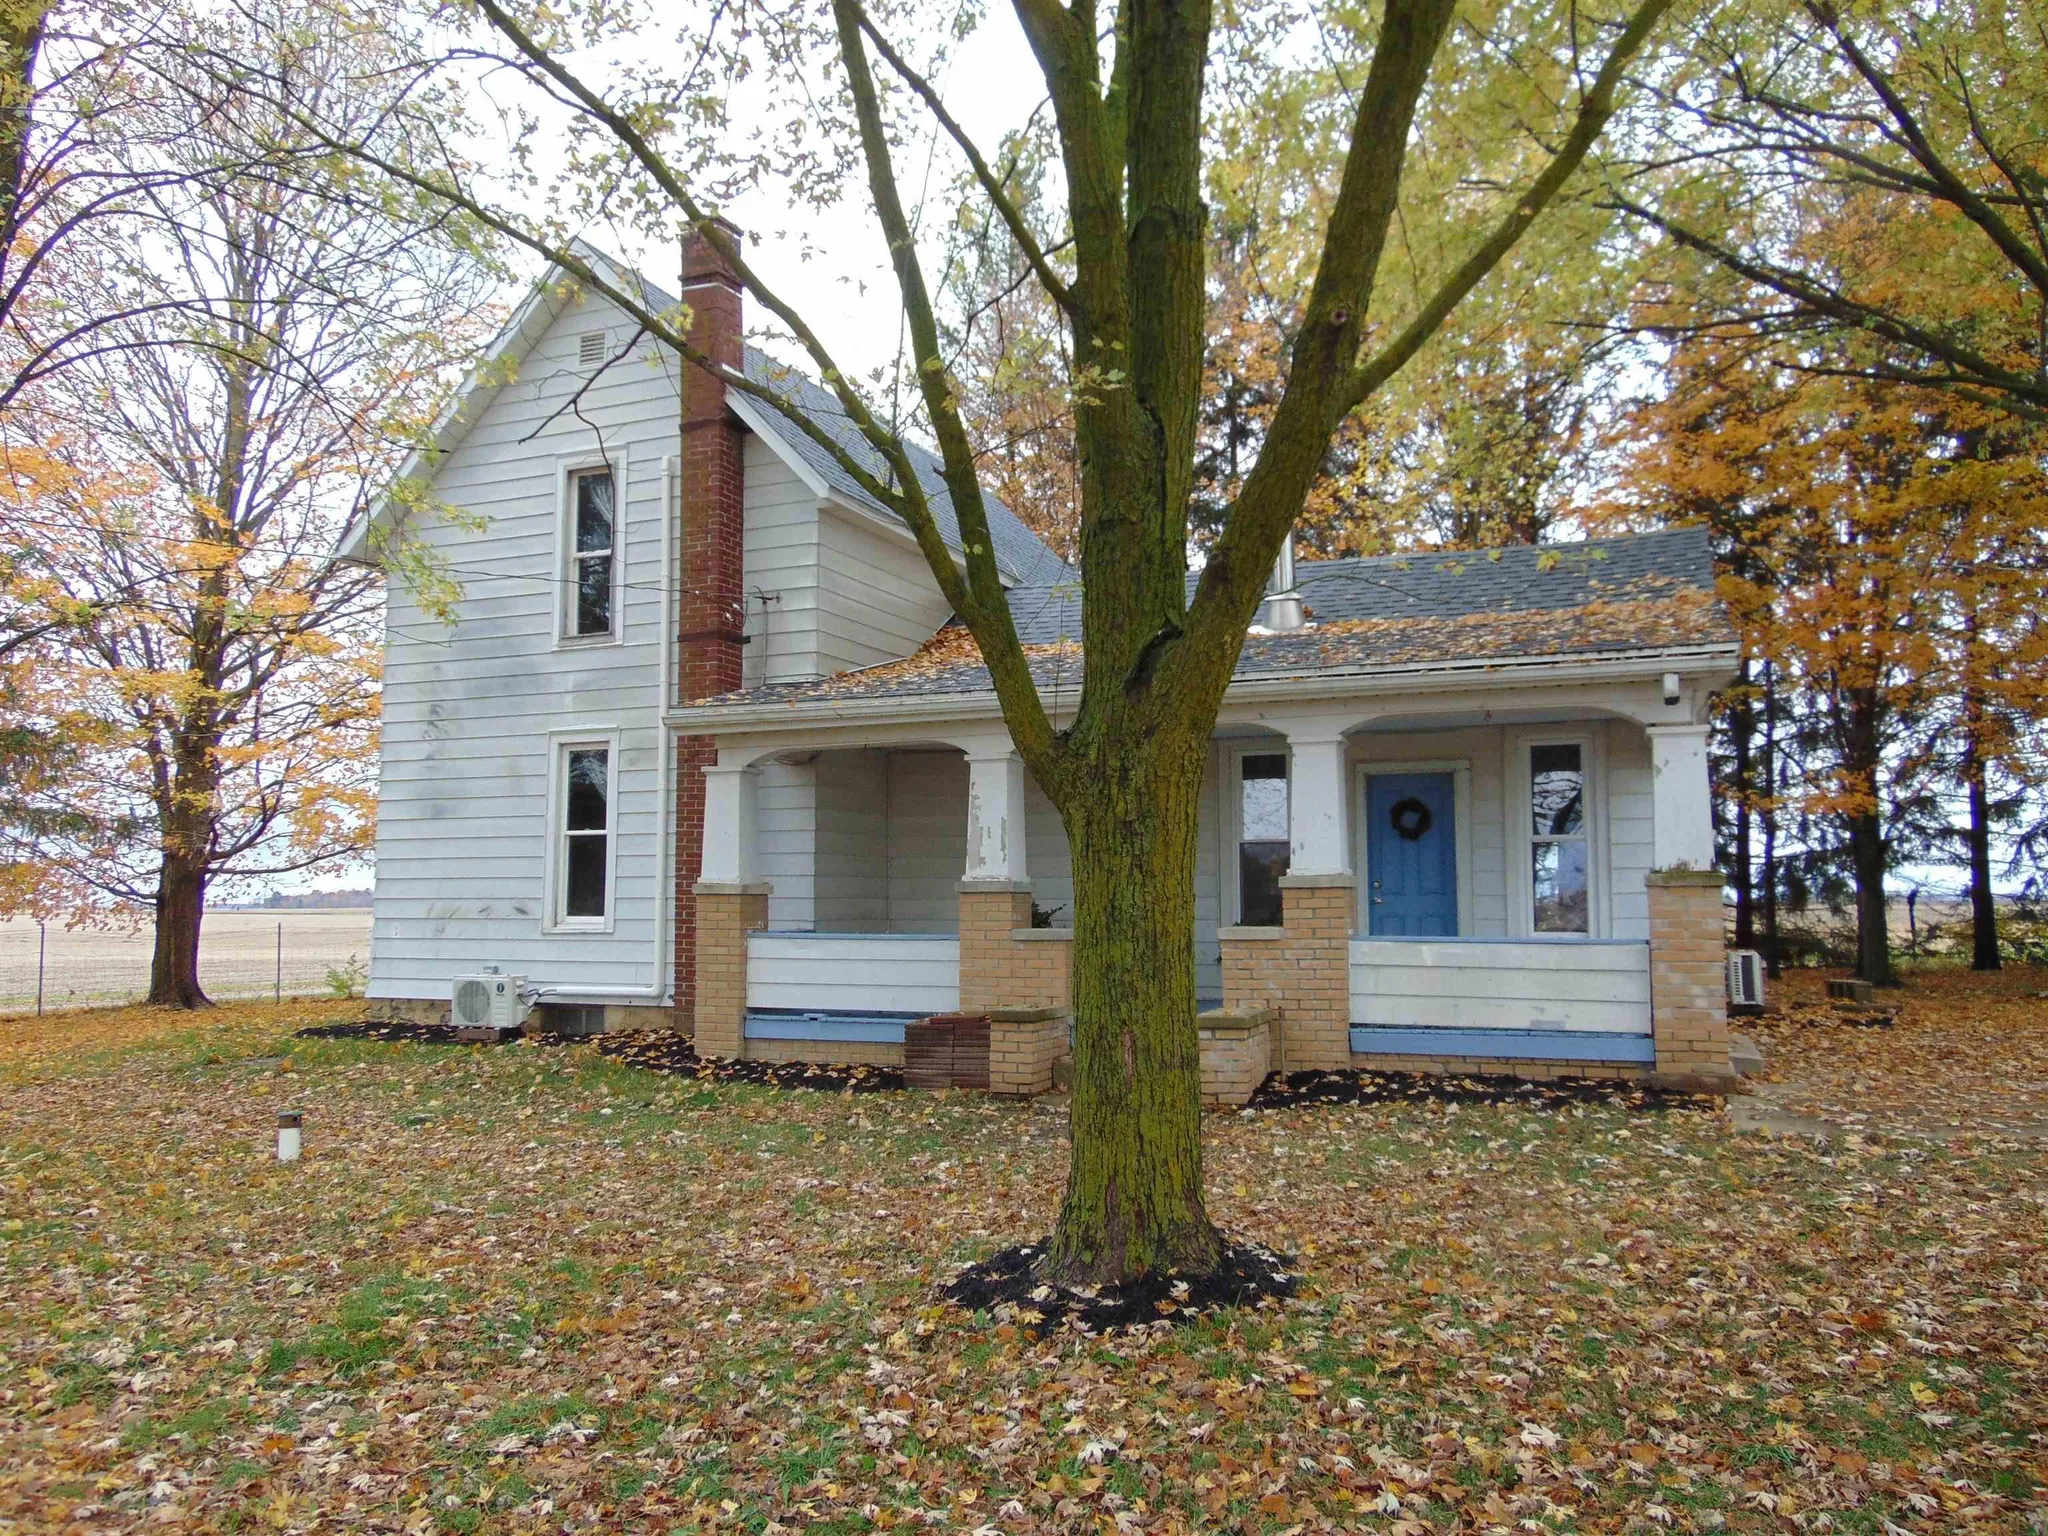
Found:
[578,331,607,368]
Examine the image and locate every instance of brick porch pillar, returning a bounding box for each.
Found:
[1220,873,1354,1073]
[693,882,769,1058]
[1646,867,1734,1090]
[957,881,1034,1013]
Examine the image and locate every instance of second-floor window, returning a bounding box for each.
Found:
[566,467,615,639]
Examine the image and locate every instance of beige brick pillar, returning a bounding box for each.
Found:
[1276,874,1355,1071]
[987,1005,1066,1095]
[1197,1006,1274,1107]
[693,881,769,1058]
[956,880,1033,1014]
[1219,874,1355,1073]
[1646,868,1734,1090]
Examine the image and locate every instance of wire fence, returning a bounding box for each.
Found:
[0,911,373,1014]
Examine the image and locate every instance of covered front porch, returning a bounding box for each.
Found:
[686,675,1731,1089]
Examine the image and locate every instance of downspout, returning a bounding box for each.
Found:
[655,451,678,1003]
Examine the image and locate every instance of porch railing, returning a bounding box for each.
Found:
[1348,937,1652,1062]
[745,932,960,1031]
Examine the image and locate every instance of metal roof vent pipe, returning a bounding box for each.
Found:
[1256,532,1306,632]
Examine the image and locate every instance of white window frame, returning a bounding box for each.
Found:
[1505,728,1606,939]
[1225,741,1291,927]
[1351,757,1474,938]
[544,729,620,933]
[555,456,624,647]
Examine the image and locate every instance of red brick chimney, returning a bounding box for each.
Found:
[673,218,747,1031]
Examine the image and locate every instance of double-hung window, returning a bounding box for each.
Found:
[565,467,616,640]
[1528,742,1589,933]
[554,742,612,927]
[1237,752,1289,926]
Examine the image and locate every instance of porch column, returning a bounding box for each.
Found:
[694,763,769,1059]
[1283,729,1352,877]
[1643,724,1732,1089]
[699,764,760,885]
[964,749,1029,884]
[1647,724,1714,871]
[957,746,1036,1015]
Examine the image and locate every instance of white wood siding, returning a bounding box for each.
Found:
[1604,719,1654,941]
[747,933,960,1013]
[887,751,967,932]
[370,290,679,1003]
[757,759,817,931]
[1350,938,1651,1033]
[815,505,957,675]
[815,750,889,930]
[741,437,821,686]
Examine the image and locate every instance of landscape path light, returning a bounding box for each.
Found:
[276,1109,303,1163]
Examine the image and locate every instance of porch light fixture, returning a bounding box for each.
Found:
[1661,672,1681,706]
[276,1109,303,1163]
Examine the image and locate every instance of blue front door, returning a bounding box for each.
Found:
[1366,772,1457,936]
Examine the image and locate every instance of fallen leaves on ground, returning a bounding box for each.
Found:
[0,976,2042,1534]
[1746,966,2048,1141]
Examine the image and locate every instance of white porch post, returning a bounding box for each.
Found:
[699,763,760,885]
[963,749,1029,884]
[1283,729,1352,877]
[1647,724,1715,871]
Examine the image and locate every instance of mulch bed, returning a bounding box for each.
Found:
[942,1238,1298,1334]
[1247,1068,1720,1113]
[291,1020,904,1093]
[588,1028,903,1093]
[294,1020,491,1046]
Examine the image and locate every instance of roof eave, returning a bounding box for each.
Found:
[663,639,1742,733]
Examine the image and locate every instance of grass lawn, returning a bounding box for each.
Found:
[1,974,2043,1534]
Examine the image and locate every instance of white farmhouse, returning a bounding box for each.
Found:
[342,234,1742,1093]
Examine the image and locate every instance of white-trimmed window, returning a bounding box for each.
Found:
[1235,750,1289,926]
[563,466,617,640]
[1528,742,1590,933]
[551,739,615,928]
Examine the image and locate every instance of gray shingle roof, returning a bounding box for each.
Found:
[1003,527,1715,643]
[739,350,1073,587]
[690,527,1734,708]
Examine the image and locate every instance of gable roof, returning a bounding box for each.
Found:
[336,242,1071,586]
[1000,527,1717,644]
[734,350,1071,587]
[685,526,1733,709]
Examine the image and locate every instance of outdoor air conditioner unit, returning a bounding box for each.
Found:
[451,971,527,1031]
[1726,949,1765,1015]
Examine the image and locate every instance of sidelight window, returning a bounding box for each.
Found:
[1237,752,1289,926]
[1528,742,1589,933]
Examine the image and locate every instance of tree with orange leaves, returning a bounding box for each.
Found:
[0,1,492,1006]
[1614,333,2048,980]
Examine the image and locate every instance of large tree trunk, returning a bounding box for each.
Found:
[1049,730,1222,1284]
[1760,660,1781,978]
[1963,712,2000,972]
[1841,686,1894,984]
[1847,809,1892,984]
[149,850,211,1007]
